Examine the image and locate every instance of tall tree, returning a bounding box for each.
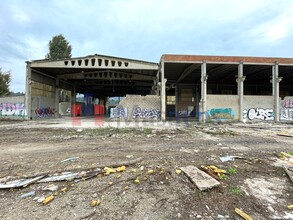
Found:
[0,68,11,97]
[46,34,72,60]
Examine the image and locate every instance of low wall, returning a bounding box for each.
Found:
[110,95,160,120]
[0,96,27,120]
[59,102,71,116]
[205,95,238,121]
[243,95,274,121]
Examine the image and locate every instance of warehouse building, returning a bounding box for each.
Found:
[23,54,293,122]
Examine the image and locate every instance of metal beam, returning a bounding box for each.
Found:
[57,70,155,81]
[177,63,199,83]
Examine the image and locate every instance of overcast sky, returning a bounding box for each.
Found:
[1,0,293,92]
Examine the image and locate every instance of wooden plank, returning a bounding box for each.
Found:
[180,166,221,191]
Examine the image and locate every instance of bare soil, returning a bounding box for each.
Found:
[0,120,292,220]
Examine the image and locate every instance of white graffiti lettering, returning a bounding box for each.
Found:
[280,108,293,121]
[110,107,128,119]
[246,108,274,121]
[0,103,27,117]
[132,107,160,119]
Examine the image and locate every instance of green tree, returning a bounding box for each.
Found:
[46,34,72,60]
[0,68,11,97]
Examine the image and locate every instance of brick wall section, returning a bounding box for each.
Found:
[162,55,293,64]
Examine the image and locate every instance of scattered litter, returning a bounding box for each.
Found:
[148,169,154,174]
[235,208,253,220]
[140,166,144,171]
[131,169,137,173]
[220,155,246,162]
[90,199,101,207]
[33,196,45,203]
[279,152,293,161]
[116,166,126,172]
[126,155,134,159]
[288,204,293,210]
[0,176,45,189]
[277,132,293,137]
[42,185,59,191]
[217,143,222,146]
[38,173,79,183]
[214,168,227,174]
[283,165,293,184]
[76,129,83,132]
[60,187,67,192]
[20,191,35,199]
[134,178,140,184]
[61,157,79,163]
[124,186,129,190]
[43,195,55,205]
[104,167,116,175]
[180,166,220,191]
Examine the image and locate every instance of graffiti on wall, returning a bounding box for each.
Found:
[0,103,27,117]
[35,107,55,118]
[110,107,128,119]
[243,108,274,121]
[207,108,235,120]
[281,99,293,121]
[132,107,160,119]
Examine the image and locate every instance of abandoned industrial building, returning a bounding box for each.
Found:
[1,54,293,123]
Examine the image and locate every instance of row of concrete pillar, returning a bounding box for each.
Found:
[160,61,282,122]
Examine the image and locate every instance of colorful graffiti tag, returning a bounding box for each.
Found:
[0,103,27,117]
[243,108,274,121]
[110,107,128,119]
[207,108,235,120]
[132,107,160,119]
[35,107,55,118]
[281,99,293,121]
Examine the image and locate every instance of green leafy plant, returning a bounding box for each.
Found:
[228,167,237,175]
[231,187,244,196]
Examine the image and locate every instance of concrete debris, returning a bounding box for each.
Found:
[283,165,293,184]
[235,208,253,220]
[33,196,45,203]
[61,156,79,162]
[20,191,36,199]
[220,155,246,162]
[42,185,59,191]
[180,166,221,191]
[126,154,134,159]
[0,176,45,189]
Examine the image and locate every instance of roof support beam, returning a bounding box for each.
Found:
[177,63,199,83]
[58,70,155,81]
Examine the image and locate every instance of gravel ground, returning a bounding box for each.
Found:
[0,119,292,220]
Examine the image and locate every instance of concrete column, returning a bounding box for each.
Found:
[273,63,282,122]
[25,64,32,120]
[200,61,207,123]
[175,83,178,118]
[160,61,166,121]
[55,78,60,118]
[156,70,160,95]
[236,62,245,122]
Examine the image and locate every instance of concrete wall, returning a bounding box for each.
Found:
[31,96,55,119]
[280,96,293,121]
[0,96,26,120]
[59,102,71,116]
[243,95,274,121]
[110,95,160,120]
[206,95,238,121]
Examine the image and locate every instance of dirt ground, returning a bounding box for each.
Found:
[0,119,292,220]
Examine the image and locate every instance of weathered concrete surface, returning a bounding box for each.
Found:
[180,165,221,191]
[284,165,293,184]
